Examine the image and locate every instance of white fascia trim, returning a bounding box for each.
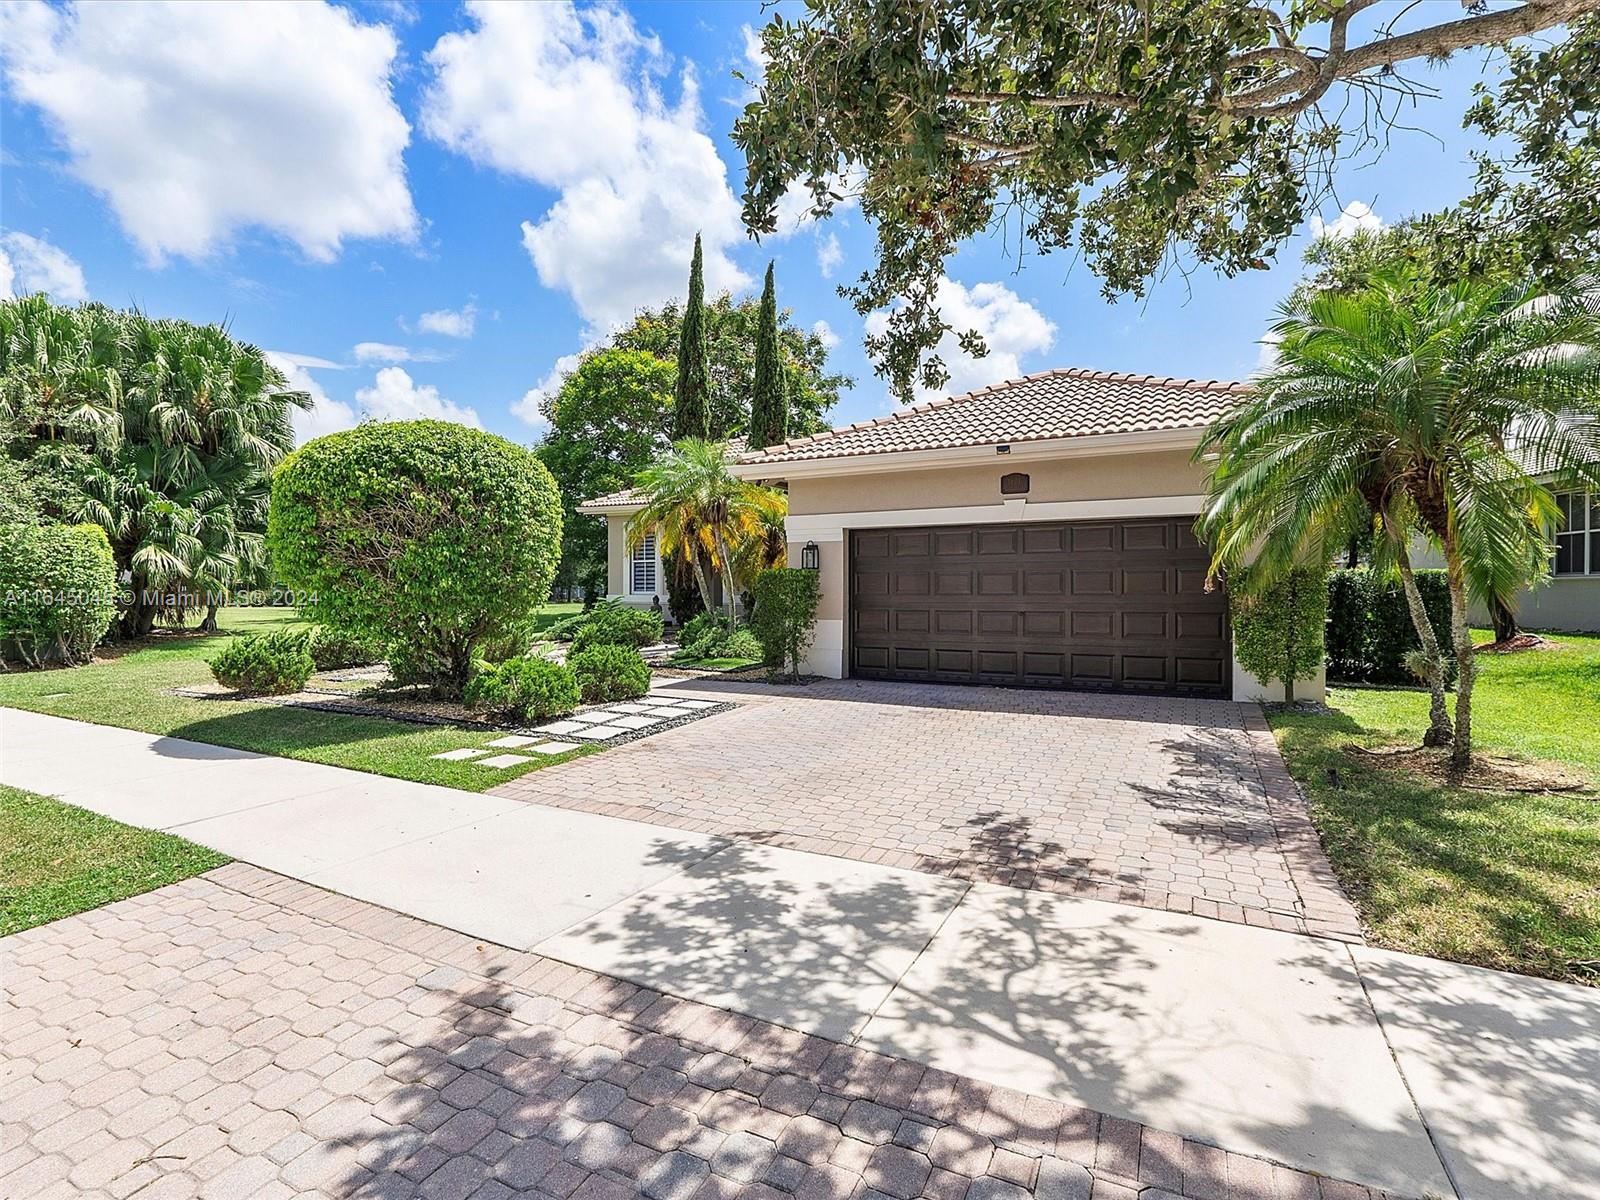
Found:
[787,495,1207,541]
[730,426,1204,480]
[577,503,646,517]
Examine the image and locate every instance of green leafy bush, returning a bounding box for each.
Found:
[1325,567,1453,683]
[750,568,821,680]
[678,613,761,661]
[307,626,386,672]
[542,612,589,642]
[568,643,651,703]
[0,523,117,667]
[1230,565,1326,704]
[208,631,315,695]
[268,420,562,694]
[569,600,664,653]
[465,655,579,721]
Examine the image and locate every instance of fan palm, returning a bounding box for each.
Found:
[627,439,786,622]
[1200,272,1600,768]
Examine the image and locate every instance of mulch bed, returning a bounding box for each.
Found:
[1345,743,1593,793]
[1476,633,1565,654]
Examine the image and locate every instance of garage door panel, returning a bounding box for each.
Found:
[850,518,1230,698]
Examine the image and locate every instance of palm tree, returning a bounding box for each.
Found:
[1201,272,1600,768]
[627,438,786,622]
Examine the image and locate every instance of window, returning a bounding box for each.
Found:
[1553,490,1598,576]
[631,533,657,593]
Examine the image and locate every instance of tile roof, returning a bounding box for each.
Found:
[735,368,1251,466]
[577,485,645,511]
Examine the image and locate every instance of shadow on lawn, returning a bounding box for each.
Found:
[162,703,455,757]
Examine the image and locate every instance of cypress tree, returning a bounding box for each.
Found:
[672,233,710,440]
[748,260,788,450]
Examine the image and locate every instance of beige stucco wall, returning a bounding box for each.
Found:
[1407,537,1598,632]
[785,449,1206,516]
[605,518,627,599]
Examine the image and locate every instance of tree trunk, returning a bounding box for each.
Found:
[1391,534,1454,747]
[199,601,220,634]
[1489,596,1520,643]
[1443,539,1478,773]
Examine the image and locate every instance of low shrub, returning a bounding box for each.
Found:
[1325,567,1453,683]
[750,568,821,681]
[209,631,315,695]
[678,611,721,651]
[569,600,664,653]
[568,643,651,703]
[0,523,118,667]
[308,626,386,672]
[465,655,579,721]
[542,612,589,642]
[1230,565,1326,704]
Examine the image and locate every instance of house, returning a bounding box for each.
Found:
[575,484,672,617]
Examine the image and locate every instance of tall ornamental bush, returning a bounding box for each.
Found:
[0,523,118,667]
[268,421,562,694]
[1228,565,1326,704]
[750,568,820,682]
[1325,567,1454,684]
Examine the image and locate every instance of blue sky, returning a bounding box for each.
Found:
[0,0,1518,445]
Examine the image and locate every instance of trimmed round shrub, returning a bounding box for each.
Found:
[568,643,651,703]
[268,421,562,694]
[569,601,664,654]
[465,655,579,721]
[541,611,589,643]
[209,631,315,695]
[0,523,118,667]
[751,568,821,680]
[308,625,386,672]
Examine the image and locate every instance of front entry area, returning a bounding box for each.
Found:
[848,517,1230,697]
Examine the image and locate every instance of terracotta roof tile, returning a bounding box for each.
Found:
[735,368,1250,466]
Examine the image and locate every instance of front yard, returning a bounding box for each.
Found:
[0,607,594,791]
[1274,630,1600,984]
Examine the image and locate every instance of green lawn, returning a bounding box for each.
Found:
[1273,629,1600,984]
[1,785,229,935]
[0,607,594,791]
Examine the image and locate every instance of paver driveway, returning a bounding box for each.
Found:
[492,679,1359,940]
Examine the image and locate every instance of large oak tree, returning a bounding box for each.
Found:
[735,0,1600,398]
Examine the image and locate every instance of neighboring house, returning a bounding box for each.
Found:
[721,367,1311,702]
[1412,483,1600,633]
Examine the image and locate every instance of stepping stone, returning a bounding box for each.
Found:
[537,720,588,735]
[431,748,488,761]
[606,703,657,715]
[671,699,717,709]
[609,714,664,729]
[477,754,534,768]
[529,741,582,755]
[576,709,627,721]
[570,725,627,741]
[487,735,541,748]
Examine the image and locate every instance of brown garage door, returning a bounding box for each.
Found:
[849,518,1230,697]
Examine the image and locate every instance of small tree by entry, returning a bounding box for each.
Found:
[1229,565,1327,706]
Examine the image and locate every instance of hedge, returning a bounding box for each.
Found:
[0,523,117,667]
[750,568,821,681]
[1325,567,1453,684]
[1230,565,1326,704]
[268,420,562,694]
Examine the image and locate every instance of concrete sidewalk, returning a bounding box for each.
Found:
[5,705,1598,1199]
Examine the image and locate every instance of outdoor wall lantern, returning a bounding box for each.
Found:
[800,541,820,570]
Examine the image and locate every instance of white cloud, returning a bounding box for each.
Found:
[353,342,410,365]
[0,1,416,263]
[739,23,766,81]
[266,351,357,445]
[415,304,477,339]
[1310,200,1384,241]
[512,351,583,435]
[868,277,1057,406]
[0,230,87,301]
[422,2,748,335]
[1254,330,1283,376]
[812,319,840,350]
[355,366,482,428]
[815,231,843,279]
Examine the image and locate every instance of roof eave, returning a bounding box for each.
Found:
[729,425,1207,480]
[576,500,647,516]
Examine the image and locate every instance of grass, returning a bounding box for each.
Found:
[0,607,595,791]
[669,655,761,670]
[1,785,229,935]
[1272,629,1600,984]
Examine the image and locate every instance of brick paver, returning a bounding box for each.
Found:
[0,864,1398,1200]
[492,680,1361,940]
